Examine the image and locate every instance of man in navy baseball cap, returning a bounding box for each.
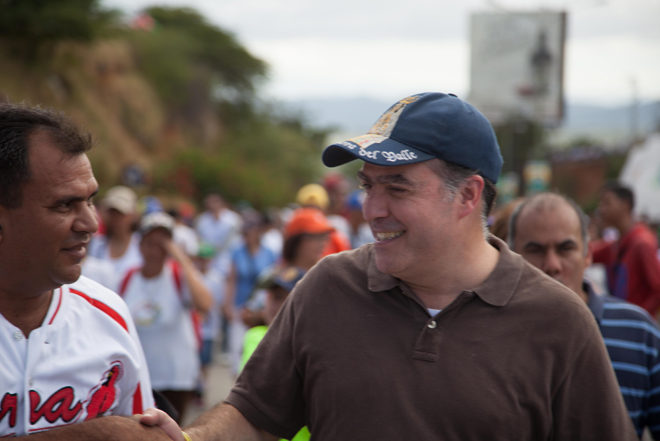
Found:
[135,93,634,441]
[323,92,503,183]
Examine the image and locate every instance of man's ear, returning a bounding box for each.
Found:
[456,175,485,220]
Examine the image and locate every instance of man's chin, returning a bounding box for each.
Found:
[55,266,83,286]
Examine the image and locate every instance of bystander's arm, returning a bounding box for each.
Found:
[183,403,278,441]
[637,241,660,314]
[12,414,173,441]
[590,238,613,265]
[223,265,237,322]
[165,239,213,314]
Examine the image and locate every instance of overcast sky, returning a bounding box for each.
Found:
[104,0,660,107]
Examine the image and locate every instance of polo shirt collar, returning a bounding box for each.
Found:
[471,235,524,307]
[366,235,524,307]
[585,279,605,323]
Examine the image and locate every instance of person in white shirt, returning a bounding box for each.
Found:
[88,186,143,280]
[168,208,199,258]
[81,255,118,291]
[119,212,212,422]
[195,192,242,273]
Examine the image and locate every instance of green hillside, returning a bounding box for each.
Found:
[0,2,328,208]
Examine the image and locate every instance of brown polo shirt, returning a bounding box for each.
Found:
[226,236,636,440]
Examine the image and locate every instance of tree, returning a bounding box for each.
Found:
[129,7,267,122]
[0,0,118,59]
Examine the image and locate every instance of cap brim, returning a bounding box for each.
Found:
[322,135,435,167]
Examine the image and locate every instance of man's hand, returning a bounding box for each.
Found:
[137,408,185,441]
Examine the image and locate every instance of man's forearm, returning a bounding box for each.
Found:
[184,403,277,441]
[14,415,172,441]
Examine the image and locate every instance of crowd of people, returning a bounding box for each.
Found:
[2,94,660,440]
[76,172,373,421]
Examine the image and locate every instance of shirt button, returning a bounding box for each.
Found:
[427,321,437,329]
[29,378,34,387]
[13,330,23,341]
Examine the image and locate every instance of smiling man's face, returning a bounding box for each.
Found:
[359,161,457,280]
[0,132,98,296]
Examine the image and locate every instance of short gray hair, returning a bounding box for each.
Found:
[425,158,497,238]
[508,192,590,256]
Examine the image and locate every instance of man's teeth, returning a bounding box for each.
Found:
[376,231,404,241]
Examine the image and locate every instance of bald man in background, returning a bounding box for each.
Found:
[509,192,660,439]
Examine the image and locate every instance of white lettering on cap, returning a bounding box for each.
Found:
[382,149,418,162]
[337,141,357,150]
[358,149,380,159]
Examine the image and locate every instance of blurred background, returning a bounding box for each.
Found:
[1,0,658,217]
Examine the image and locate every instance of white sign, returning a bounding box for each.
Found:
[469,11,566,126]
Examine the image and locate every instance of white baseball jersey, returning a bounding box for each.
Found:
[0,276,154,437]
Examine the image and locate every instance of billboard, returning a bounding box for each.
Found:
[469,11,566,126]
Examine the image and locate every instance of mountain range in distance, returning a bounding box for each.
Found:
[286,96,660,148]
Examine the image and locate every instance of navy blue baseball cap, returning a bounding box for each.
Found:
[322,92,503,183]
[258,266,306,293]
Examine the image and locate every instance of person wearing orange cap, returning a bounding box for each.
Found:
[295,185,350,257]
[282,208,334,271]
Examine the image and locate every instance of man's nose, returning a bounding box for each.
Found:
[362,190,388,222]
[543,250,562,277]
[74,203,99,235]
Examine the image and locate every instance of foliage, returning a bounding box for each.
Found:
[0,0,119,59]
[129,7,267,116]
[154,111,330,208]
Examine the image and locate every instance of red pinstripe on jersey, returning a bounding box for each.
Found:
[68,289,128,332]
[47,289,63,325]
[132,383,143,415]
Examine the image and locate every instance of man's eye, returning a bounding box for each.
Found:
[359,183,371,191]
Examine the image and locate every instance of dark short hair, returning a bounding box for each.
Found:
[0,103,92,209]
[282,233,305,264]
[602,181,634,212]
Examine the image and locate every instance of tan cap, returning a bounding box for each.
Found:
[103,186,137,215]
[296,184,329,210]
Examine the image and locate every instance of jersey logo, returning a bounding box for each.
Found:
[30,387,82,424]
[84,362,123,420]
[0,393,18,428]
[0,362,125,430]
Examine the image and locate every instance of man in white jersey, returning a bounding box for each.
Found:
[0,104,170,440]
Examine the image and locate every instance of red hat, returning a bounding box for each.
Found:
[285,208,334,238]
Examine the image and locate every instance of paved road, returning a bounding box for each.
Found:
[182,356,236,427]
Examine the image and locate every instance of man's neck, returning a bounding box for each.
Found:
[0,288,53,337]
[578,287,589,304]
[404,237,500,310]
[616,216,635,238]
[141,261,165,279]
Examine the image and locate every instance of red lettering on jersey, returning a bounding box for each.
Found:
[85,364,122,420]
[30,388,82,424]
[0,393,17,428]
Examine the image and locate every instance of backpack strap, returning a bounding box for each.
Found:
[118,268,140,297]
[169,260,183,299]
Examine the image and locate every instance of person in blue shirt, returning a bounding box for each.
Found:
[509,192,660,439]
[222,210,276,375]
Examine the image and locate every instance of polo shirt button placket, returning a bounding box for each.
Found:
[427,320,437,329]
